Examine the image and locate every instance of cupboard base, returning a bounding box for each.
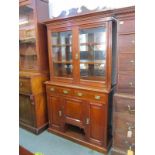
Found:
[20,121,48,134]
[48,127,112,154]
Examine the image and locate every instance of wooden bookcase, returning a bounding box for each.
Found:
[44,12,117,153]
[19,0,49,134]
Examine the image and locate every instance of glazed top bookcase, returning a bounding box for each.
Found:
[45,16,116,91]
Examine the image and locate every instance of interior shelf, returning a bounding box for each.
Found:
[53,61,72,64]
[80,42,105,46]
[19,37,36,44]
[52,44,72,47]
[80,60,105,64]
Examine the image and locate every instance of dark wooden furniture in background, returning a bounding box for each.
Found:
[19,0,49,134]
[111,7,135,155]
[19,146,34,155]
[44,11,117,153]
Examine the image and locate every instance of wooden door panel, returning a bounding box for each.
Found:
[49,96,62,129]
[19,94,35,126]
[88,102,106,145]
[64,98,85,128]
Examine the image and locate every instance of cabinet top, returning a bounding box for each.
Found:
[43,6,135,25]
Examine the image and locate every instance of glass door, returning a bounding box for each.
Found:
[19,4,37,70]
[51,31,73,78]
[79,27,106,81]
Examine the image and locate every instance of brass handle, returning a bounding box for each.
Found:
[58,110,62,117]
[77,92,83,97]
[86,118,90,125]
[129,82,134,87]
[63,90,69,94]
[128,125,135,130]
[130,60,134,63]
[75,53,79,60]
[95,95,100,100]
[128,105,135,114]
[119,21,124,25]
[50,87,55,92]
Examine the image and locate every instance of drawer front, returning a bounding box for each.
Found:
[114,112,135,132]
[114,95,135,114]
[118,19,135,33]
[117,73,135,94]
[113,131,135,152]
[118,53,135,71]
[46,85,58,95]
[118,34,135,53]
[74,89,107,103]
[59,87,74,96]
[19,78,31,94]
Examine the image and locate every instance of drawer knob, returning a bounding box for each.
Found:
[131,40,135,44]
[119,21,124,25]
[130,60,134,63]
[63,90,69,94]
[50,88,55,92]
[128,105,135,114]
[20,82,23,86]
[77,92,83,97]
[129,82,134,87]
[95,95,100,100]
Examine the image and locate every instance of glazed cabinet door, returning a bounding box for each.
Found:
[86,102,106,146]
[79,26,107,82]
[48,96,63,130]
[19,94,35,126]
[19,4,38,71]
[63,98,86,129]
[50,30,73,81]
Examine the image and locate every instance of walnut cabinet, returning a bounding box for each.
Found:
[44,12,116,153]
[19,0,49,134]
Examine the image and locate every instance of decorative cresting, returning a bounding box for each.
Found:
[57,6,108,18]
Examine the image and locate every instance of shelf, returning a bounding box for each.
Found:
[80,42,105,46]
[52,44,72,47]
[19,37,36,44]
[80,60,105,64]
[20,53,37,56]
[80,76,105,81]
[53,61,72,64]
[19,24,35,30]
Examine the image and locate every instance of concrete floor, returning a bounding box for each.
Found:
[19,128,112,155]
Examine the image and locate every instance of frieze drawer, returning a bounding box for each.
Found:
[118,34,135,53]
[117,73,135,94]
[118,19,135,33]
[114,94,135,114]
[19,78,31,94]
[118,53,135,72]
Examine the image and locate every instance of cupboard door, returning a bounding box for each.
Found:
[63,98,85,129]
[86,102,106,146]
[19,94,35,126]
[48,96,63,130]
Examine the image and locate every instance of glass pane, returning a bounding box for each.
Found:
[53,63,73,77]
[51,31,73,77]
[79,27,106,81]
[19,5,37,70]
